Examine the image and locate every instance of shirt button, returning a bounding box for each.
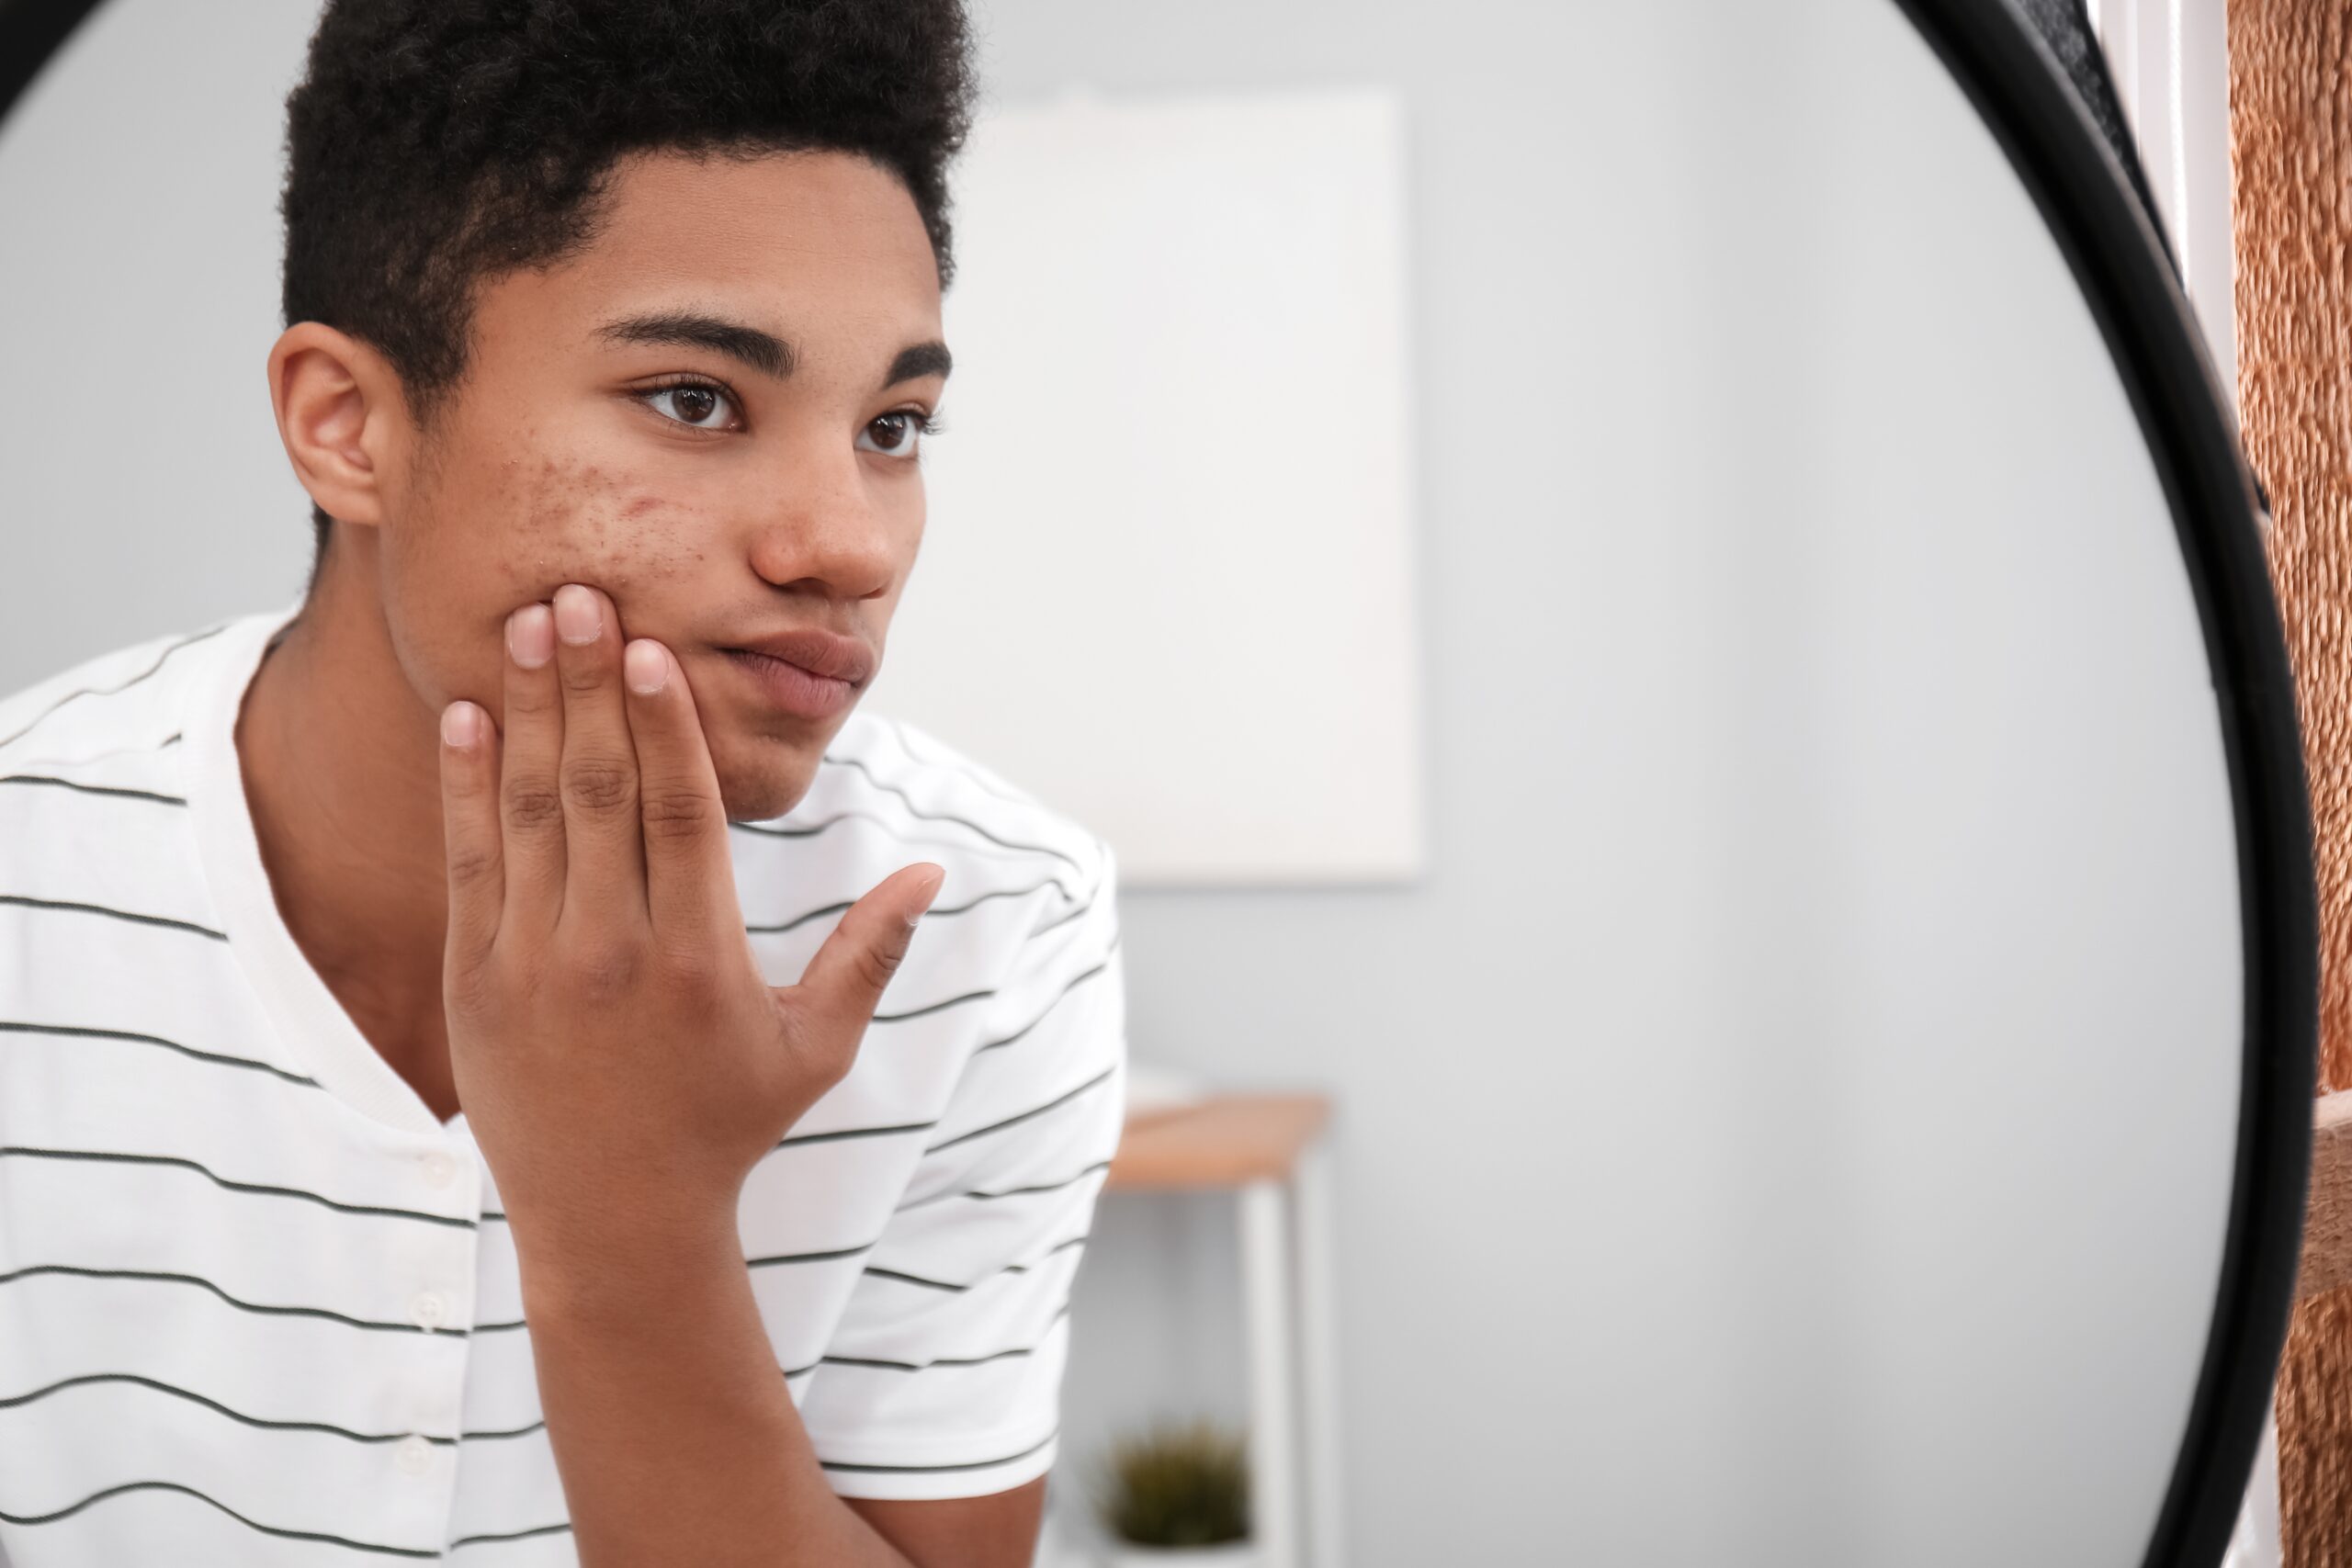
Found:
[409,1290,450,1329]
[421,1152,458,1189]
[395,1435,436,1477]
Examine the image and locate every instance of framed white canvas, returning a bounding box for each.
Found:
[865,84,1426,886]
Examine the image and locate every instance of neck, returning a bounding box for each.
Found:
[236,529,459,1116]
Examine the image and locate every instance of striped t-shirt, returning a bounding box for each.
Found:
[0,597,1128,1564]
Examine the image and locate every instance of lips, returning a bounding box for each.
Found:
[722,627,875,686]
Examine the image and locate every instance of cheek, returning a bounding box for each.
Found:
[391,452,714,689]
[508,455,705,595]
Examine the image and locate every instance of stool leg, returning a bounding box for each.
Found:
[1295,1140,1345,1567]
[1240,1179,1300,1568]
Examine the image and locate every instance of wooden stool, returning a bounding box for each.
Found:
[1106,1094,1342,1568]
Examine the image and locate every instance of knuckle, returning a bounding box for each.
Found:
[560,757,637,815]
[445,959,505,1022]
[559,656,608,695]
[568,937,644,1001]
[855,941,908,994]
[442,757,489,801]
[503,680,558,717]
[505,781,566,832]
[446,841,501,890]
[655,938,717,990]
[641,785,718,841]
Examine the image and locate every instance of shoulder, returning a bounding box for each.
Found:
[0,616,233,775]
[0,618,232,931]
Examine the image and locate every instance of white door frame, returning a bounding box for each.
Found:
[2084,0,2240,414]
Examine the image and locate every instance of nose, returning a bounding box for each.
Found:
[743,435,903,603]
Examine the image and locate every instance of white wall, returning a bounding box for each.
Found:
[0,3,2245,1565]
[0,0,321,663]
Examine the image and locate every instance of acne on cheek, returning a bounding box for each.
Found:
[512,453,704,592]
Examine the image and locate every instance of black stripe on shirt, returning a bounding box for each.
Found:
[0,1478,437,1559]
[748,883,1105,1024]
[762,960,1117,1148]
[820,1300,1072,1373]
[0,1370,460,1445]
[873,982,1000,1025]
[863,1235,1090,1293]
[761,925,1100,1032]
[922,1065,1119,1156]
[0,1263,468,1336]
[1029,881,1104,939]
[0,891,227,941]
[0,1018,319,1087]
[895,1155,1119,1216]
[965,1159,1117,1202]
[0,773,187,805]
[0,1145,474,1228]
[816,752,1089,873]
[745,1240,878,1269]
[447,1521,574,1549]
[0,1372,545,1448]
[969,941,1119,1056]
[745,875,1079,937]
[1,730,184,773]
[754,910,1102,1028]
[0,621,232,755]
[730,809,1083,886]
[819,1425,1059,1474]
[880,717,1041,811]
[774,1117,938,1151]
[0,1367,548,1447]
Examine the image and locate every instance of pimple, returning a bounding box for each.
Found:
[508,454,711,588]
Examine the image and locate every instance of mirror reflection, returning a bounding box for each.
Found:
[0,2,2259,1565]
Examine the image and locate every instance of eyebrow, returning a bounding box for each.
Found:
[593,310,951,389]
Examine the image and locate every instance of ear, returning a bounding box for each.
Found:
[265,321,410,533]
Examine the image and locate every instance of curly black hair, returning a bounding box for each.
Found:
[277,0,978,585]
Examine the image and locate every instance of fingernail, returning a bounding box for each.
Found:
[906,865,946,926]
[442,701,480,748]
[508,604,554,669]
[624,639,668,694]
[554,583,601,645]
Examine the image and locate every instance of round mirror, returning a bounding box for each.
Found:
[0,2,2312,1565]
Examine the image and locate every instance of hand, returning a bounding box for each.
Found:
[434,581,944,1269]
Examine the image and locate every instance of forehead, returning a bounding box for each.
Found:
[481,147,944,360]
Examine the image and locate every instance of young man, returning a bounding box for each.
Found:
[0,3,1126,1564]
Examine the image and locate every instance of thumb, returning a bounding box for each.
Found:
[781,863,947,1039]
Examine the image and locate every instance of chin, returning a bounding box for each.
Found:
[712,742,816,825]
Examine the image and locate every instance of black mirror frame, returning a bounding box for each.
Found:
[1890,6,2312,1566]
[0,2,2319,1565]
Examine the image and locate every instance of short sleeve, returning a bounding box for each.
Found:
[797,838,1128,1499]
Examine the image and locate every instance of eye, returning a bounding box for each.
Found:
[634,376,741,432]
[858,409,942,459]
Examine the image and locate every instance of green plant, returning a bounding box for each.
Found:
[1091,1416,1251,1548]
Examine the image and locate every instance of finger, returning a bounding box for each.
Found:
[782,863,947,1042]
[619,637,740,944]
[500,601,567,937]
[549,581,647,925]
[437,698,504,970]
